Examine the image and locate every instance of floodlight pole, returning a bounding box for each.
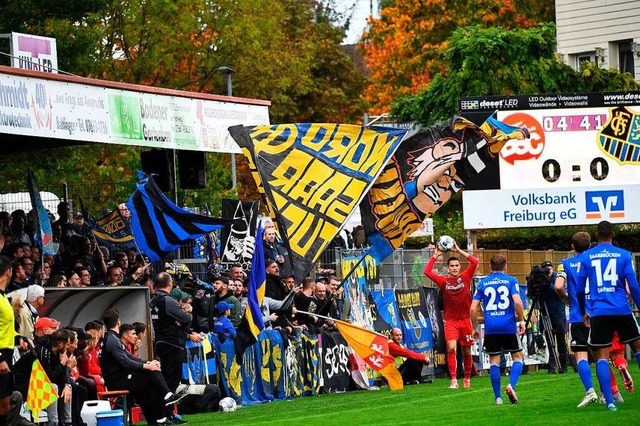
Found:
[217,66,236,189]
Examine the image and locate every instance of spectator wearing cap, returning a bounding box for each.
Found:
[213,302,236,342]
[66,270,82,288]
[33,317,61,346]
[16,285,45,340]
[70,212,93,239]
[538,260,569,374]
[150,272,201,394]
[208,276,242,328]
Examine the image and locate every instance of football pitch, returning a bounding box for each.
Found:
[175,369,640,425]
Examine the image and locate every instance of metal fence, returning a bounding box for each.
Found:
[0,181,136,219]
[321,248,576,289]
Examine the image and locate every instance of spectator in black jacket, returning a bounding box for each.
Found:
[99,310,185,426]
[35,328,72,426]
[151,272,202,393]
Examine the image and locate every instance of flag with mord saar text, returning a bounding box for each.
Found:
[228,123,409,282]
[361,114,529,262]
[126,172,235,261]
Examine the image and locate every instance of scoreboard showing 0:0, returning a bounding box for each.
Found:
[498,107,640,190]
[542,114,607,132]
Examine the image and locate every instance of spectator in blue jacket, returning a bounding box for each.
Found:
[213,301,236,342]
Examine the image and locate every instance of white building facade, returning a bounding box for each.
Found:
[556,0,640,81]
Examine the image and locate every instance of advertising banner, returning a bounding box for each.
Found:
[0,70,269,152]
[459,92,640,229]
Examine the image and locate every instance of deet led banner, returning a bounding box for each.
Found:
[459,92,640,229]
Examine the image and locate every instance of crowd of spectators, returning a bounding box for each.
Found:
[0,206,360,426]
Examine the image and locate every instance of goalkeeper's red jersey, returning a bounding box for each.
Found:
[423,255,479,322]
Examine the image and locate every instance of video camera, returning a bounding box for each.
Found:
[526,265,551,301]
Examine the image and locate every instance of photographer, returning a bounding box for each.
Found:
[528,261,569,374]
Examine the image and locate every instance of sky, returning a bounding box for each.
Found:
[336,0,380,45]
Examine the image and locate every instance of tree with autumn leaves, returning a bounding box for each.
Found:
[363,0,555,114]
[0,0,366,208]
[391,23,640,125]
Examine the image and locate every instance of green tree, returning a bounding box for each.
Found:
[392,24,640,126]
[0,0,367,211]
[396,24,640,249]
[362,0,555,113]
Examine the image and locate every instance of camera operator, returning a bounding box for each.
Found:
[536,260,569,374]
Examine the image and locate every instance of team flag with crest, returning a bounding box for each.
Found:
[361,114,529,262]
[26,359,58,418]
[333,319,404,391]
[27,171,59,256]
[126,172,235,261]
[228,123,409,281]
[80,199,135,248]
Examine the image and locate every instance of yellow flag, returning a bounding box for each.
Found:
[26,359,59,418]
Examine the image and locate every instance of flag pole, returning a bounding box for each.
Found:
[295,310,389,339]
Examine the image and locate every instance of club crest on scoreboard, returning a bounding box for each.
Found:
[598,106,640,165]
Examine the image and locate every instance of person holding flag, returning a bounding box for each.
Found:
[233,223,267,362]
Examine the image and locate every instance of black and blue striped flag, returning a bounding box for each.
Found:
[126,172,234,261]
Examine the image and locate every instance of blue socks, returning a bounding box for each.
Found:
[509,360,523,389]
[577,359,594,392]
[490,364,501,398]
[596,359,613,405]
[635,351,640,367]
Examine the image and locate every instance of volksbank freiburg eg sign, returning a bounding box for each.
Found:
[462,186,633,229]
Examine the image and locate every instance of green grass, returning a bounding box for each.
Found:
[172,370,639,425]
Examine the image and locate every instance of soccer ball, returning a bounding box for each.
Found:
[436,235,456,252]
[219,397,237,413]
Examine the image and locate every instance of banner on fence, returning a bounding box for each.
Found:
[219,199,259,271]
[420,287,447,373]
[319,331,351,393]
[341,254,377,329]
[394,288,433,353]
[369,289,400,335]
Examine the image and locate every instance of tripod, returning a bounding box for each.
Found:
[523,298,564,371]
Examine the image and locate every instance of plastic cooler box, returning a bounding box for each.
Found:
[81,400,112,426]
[96,410,124,426]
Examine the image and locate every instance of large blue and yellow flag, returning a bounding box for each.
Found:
[246,223,266,338]
[126,172,235,261]
[228,124,409,281]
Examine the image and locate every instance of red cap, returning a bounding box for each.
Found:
[34,317,61,330]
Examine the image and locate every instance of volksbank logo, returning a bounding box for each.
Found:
[585,190,625,219]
